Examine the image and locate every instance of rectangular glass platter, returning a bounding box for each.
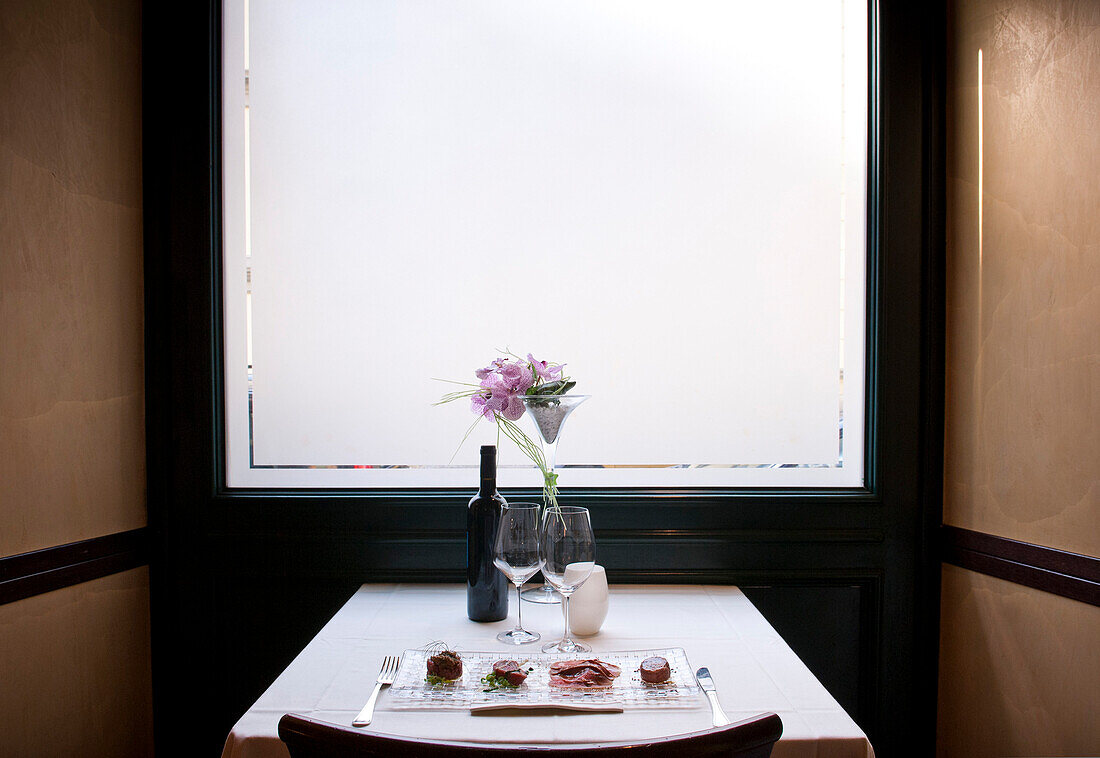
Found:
[389,647,703,711]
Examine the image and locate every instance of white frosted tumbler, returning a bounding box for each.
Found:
[564,565,609,637]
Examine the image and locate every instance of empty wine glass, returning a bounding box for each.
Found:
[539,506,595,653]
[493,503,543,645]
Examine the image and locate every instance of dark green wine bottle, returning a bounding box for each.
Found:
[467,445,509,621]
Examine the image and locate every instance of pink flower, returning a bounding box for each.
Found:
[472,383,524,422]
[499,361,534,393]
[475,359,505,380]
[470,393,494,420]
[470,358,534,422]
[528,353,562,382]
[489,390,512,413]
[467,353,565,423]
[502,393,525,421]
[479,371,507,393]
[475,373,516,416]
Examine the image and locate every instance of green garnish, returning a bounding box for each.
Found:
[480,664,537,692]
[425,674,457,687]
[480,671,518,692]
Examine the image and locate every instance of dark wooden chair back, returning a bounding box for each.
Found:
[279,711,782,758]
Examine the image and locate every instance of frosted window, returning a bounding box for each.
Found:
[222,0,867,488]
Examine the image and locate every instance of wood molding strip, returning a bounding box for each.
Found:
[0,528,149,606]
[941,526,1100,607]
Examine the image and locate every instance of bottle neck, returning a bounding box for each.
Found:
[479,448,496,495]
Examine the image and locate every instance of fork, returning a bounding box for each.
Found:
[352,656,400,727]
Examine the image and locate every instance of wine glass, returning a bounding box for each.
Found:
[493,503,543,645]
[539,506,595,653]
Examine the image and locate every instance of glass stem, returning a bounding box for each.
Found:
[542,438,558,516]
[515,583,524,631]
[561,593,571,648]
[542,438,558,593]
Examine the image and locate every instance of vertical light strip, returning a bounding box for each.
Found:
[244,0,255,403]
[977,49,983,272]
[243,0,250,69]
[837,0,847,465]
[246,280,253,367]
[244,111,252,260]
[976,47,984,452]
[243,0,256,466]
[243,0,252,261]
[977,48,984,354]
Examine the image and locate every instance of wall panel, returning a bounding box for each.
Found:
[943,0,1100,558]
[0,568,154,758]
[0,0,145,559]
[937,566,1100,757]
[0,0,151,754]
[941,0,1100,754]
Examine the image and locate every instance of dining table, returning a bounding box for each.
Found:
[220,583,874,758]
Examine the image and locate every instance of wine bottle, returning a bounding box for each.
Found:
[467,445,509,622]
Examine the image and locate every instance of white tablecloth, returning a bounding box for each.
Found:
[221,584,873,758]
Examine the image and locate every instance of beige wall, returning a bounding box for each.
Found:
[943,0,1099,557]
[939,566,1100,757]
[940,0,1100,755]
[1,0,146,558]
[0,0,152,756]
[0,569,155,756]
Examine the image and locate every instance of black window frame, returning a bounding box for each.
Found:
[143,1,944,756]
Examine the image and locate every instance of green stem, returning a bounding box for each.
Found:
[496,416,559,513]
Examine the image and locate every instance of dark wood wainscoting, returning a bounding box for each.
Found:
[742,579,881,731]
[0,529,149,606]
[941,526,1099,607]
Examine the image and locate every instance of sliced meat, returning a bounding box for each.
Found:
[548,659,622,678]
[639,656,671,683]
[548,659,622,688]
[426,650,463,680]
[492,659,528,686]
[492,659,520,676]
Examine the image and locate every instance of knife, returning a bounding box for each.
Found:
[695,667,731,727]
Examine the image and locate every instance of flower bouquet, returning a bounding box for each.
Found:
[436,352,577,511]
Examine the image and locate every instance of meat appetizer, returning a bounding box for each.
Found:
[491,659,529,686]
[548,659,622,688]
[639,656,671,684]
[426,650,463,681]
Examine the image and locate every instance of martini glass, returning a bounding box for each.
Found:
[519,394,590,604]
